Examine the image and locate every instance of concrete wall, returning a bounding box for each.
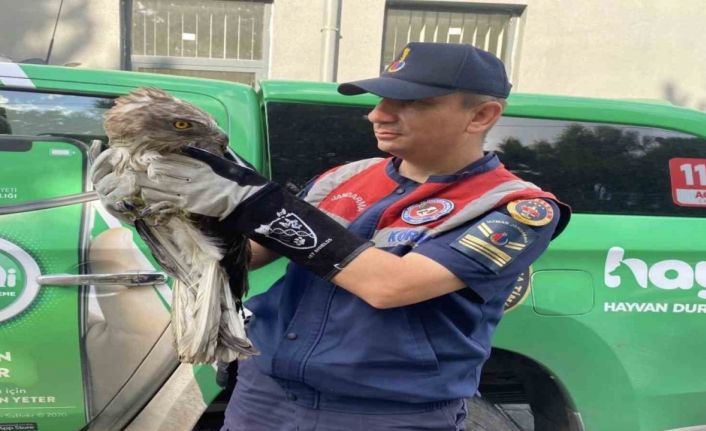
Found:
[268,0,325,81]
[0,0,121,69]
[1,0,704,111]
[337,0,386,83]
[516,0,706,110]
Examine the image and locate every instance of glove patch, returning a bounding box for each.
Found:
[450,212,538,274]
[254,208,318,250]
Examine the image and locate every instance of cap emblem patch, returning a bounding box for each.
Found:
[387,47,411,73]
[402,198,454,225]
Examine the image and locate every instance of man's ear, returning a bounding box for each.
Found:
[465,101,504,135]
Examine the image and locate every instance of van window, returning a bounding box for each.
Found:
[265,102,384,193]
[487,117,706,217]
[0,89,112,146]
[266,102,706,217]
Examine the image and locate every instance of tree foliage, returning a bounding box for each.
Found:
[496,123,706,217]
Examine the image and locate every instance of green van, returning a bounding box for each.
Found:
[1,62,706,431]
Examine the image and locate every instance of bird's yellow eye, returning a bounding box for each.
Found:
[173,120,193,129]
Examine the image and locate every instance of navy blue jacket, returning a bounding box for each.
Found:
[245,154,564,413]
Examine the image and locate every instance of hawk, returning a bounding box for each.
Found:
[97,87,256,363]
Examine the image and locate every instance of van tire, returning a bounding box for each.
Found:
[465,397,521,430]
[523,370,582,431]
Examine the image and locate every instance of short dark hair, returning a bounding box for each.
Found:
[460,92,507,110]
[458,92,505,141]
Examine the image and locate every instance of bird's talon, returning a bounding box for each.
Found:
[113,199,138,213]
[139,201,181,226]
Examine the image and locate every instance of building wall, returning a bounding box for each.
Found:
[335,0,527,84]
[516,0,706,110]
[0,0,121,69]
[272,0,705,111]
[1,0,704,111]
[268,0,325,81]
[337,0,386,84]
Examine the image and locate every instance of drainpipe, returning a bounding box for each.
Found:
[320,0,342,82]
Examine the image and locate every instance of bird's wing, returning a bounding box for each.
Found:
[222,238,251,308]
[134,219,194,283]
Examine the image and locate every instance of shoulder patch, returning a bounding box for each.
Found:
[507,199,554,226]
[450,212,538,273]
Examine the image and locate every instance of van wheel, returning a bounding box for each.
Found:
[465,397,521,430]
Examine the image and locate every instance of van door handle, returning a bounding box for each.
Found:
[37,272,168,287]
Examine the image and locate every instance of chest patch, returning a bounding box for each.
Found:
[330,192,368,213]
[507,199,554,226]
[451,212,538,273]
[401,199,455,225]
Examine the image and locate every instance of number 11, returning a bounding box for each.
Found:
[680,163,706,186]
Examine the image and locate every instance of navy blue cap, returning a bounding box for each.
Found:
[338,42,511,100]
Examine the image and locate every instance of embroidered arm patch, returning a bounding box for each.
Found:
[507,198,554,226]
[450,212,538,274]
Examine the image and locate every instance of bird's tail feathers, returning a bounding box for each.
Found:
[138,215,255,363]
[172,277,217,363]
[173,259,257,364]
[218,276,259,361]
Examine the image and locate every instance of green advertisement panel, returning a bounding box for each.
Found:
[0,139,86,430]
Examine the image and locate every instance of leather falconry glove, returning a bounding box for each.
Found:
[180,146,373,280]
[92,146,372,280]
[91,147,140,224]
[91,148,248,221]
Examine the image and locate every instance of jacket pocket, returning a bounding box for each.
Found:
[405,308,440,373]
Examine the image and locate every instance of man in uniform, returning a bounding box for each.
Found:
[93,42,570,430]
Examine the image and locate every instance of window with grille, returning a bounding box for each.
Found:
[129,0,271,86]
[382,2,523,74]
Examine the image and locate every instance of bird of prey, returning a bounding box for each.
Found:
[98,87,256,364]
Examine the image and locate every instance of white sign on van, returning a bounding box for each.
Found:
[0,238,40,322]
[603,246,706,314]
[605,246,706,298]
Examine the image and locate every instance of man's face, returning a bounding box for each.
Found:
[367,93,475,160]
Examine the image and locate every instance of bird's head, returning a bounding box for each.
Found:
[103,87,229,154]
